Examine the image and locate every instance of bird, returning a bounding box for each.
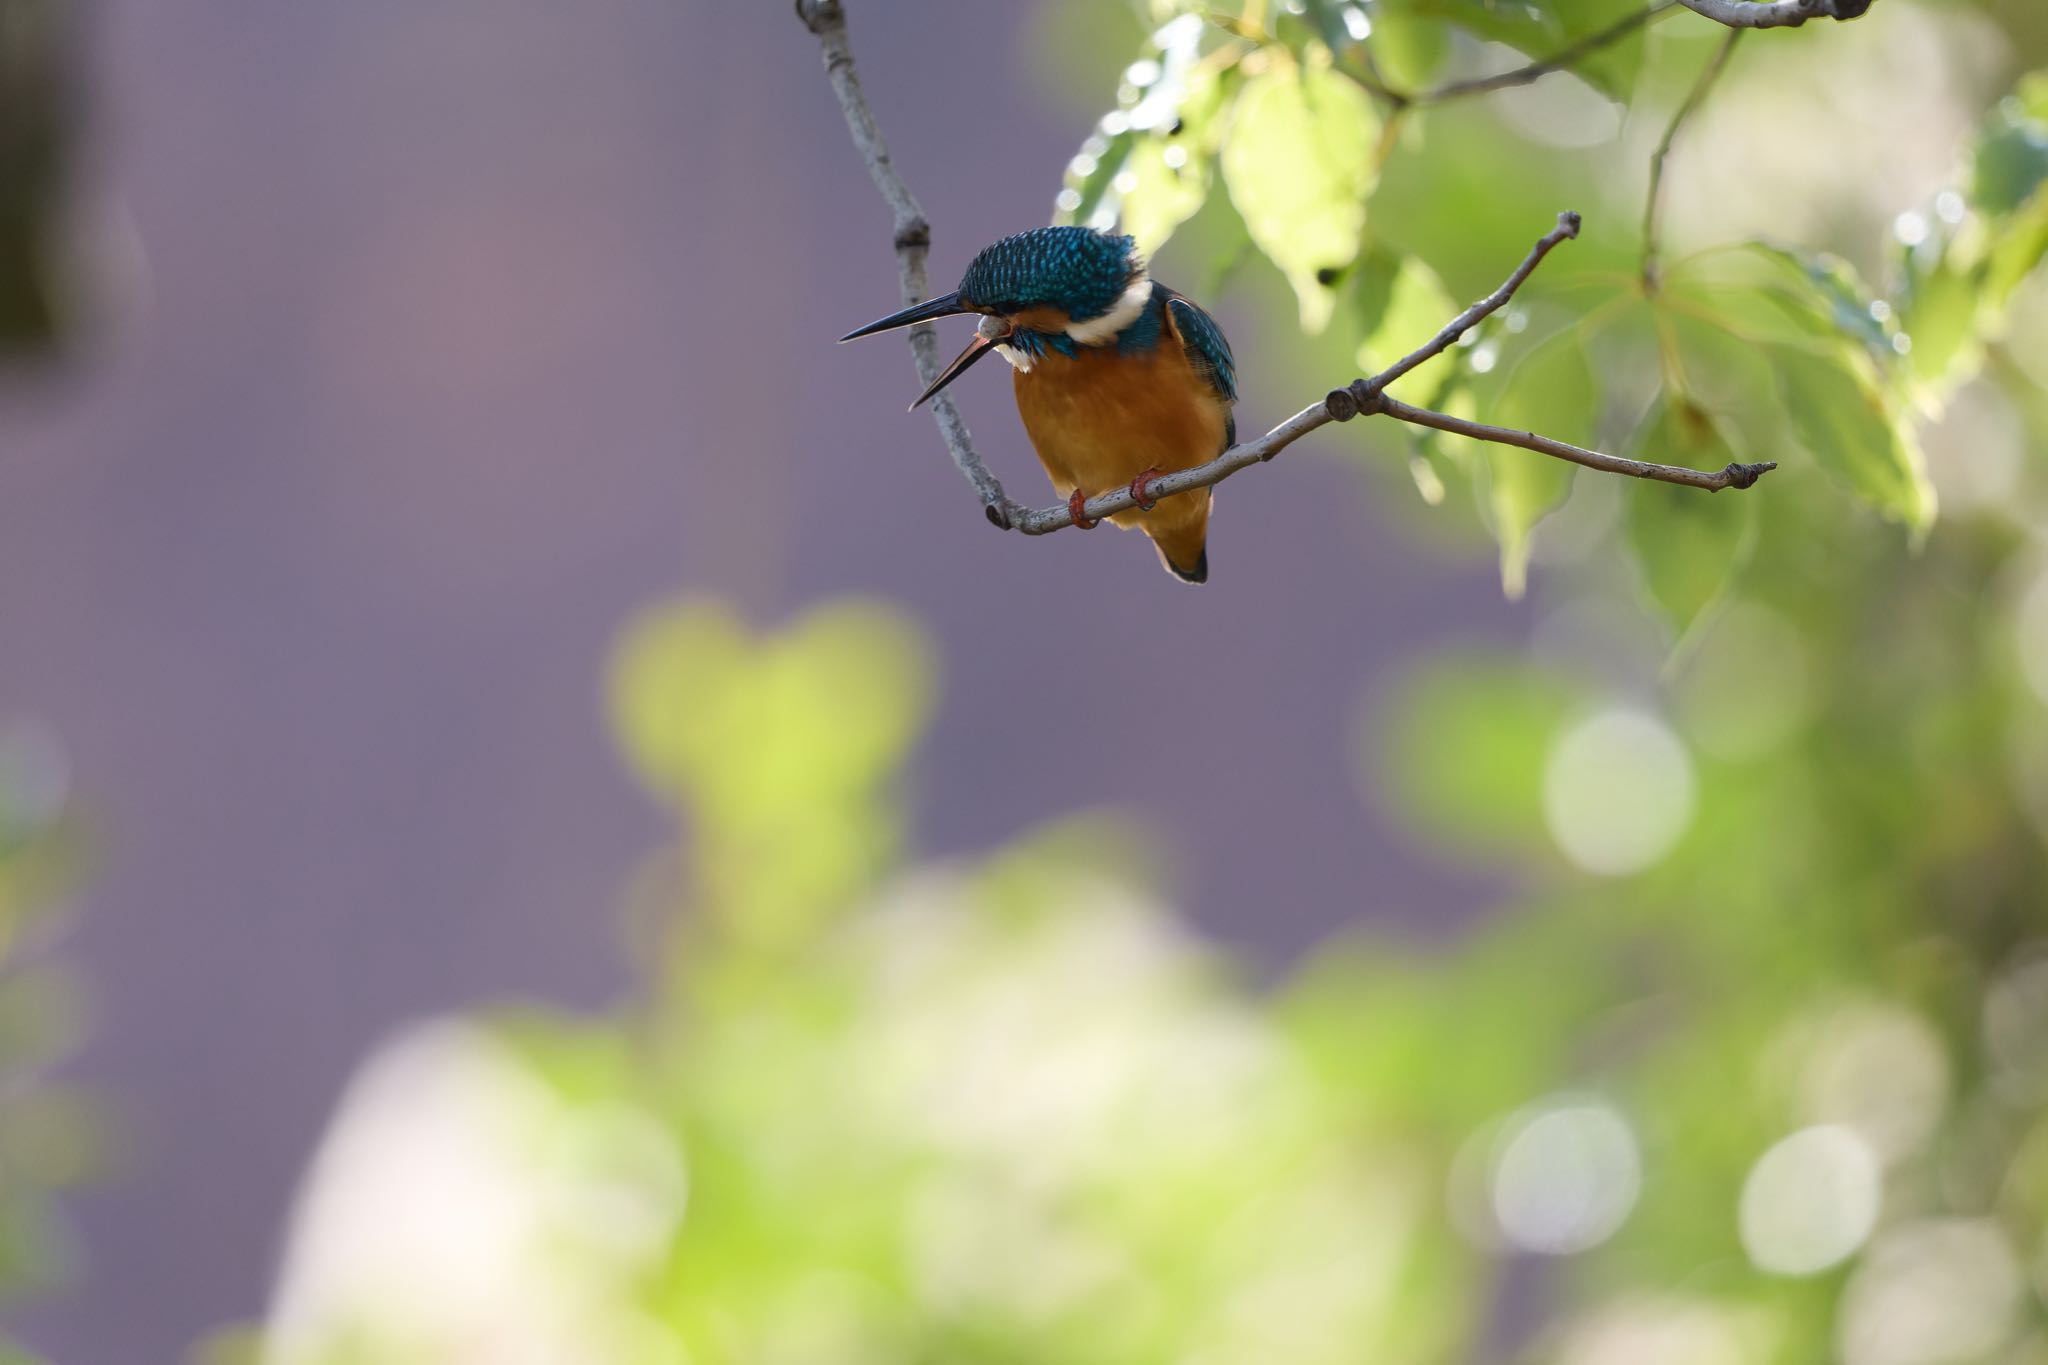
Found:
[841,226,1238,584]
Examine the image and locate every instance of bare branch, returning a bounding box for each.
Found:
[1358,394,1776,491]
[1675,0,1872,28]
[796,0,1023,528]
[1642,28,1743,290]
[1419,3,1677,104]
[799,9,1775,542]
[1011,212,1773,536]
[1368,210,1582,396]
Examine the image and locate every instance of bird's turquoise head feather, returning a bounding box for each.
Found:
[955,227,1145,323]
[837,226,1156,408]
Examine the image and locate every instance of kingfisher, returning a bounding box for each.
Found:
[841,226,1238,584]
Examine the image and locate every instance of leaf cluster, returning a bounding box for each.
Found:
[1051,2,2047,623]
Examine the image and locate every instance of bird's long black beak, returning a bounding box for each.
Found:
[839,290,969,342]
[909,330,1000,410]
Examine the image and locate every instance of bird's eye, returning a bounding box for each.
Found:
[975,314,1012,342]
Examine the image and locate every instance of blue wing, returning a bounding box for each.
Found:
[1164,289,1237,406]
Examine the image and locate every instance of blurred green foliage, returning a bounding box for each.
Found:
[1049,0,2048,593]
[0,727,98,1359]
[1,6,95,1340]
[246,2,2048,1362]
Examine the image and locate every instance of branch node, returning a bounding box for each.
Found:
[1558,209,1583,239]
[1349,378,1388,415]
[795,0,840,36]
[1720,461,1778,490]
[1675,0,1868,30]
[1325,387,1360,422]
[893,217,931,251]
[802,0,1015,524]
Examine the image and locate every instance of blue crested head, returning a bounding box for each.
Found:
[838,225,1163,410]
[955,227,1145,323]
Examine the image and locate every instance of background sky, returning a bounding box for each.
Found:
[0,2,1523,1355]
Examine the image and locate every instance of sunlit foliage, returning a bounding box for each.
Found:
[249,547,2048,1364]
[1051,0,2048,595]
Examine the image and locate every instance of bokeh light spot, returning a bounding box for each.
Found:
[1557,1294,1766,1365]
[1792,1002,1949,1163]
[1739,1125,1880,1275]
[1490,1099,1640,1255]
[1839,1220,2022,1365]
[1542,709,1695,876]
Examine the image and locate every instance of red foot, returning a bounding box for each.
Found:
[1129,466,1165,512]
[1068,489,1100,529]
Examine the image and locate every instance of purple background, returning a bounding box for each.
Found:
[1,2,1515,1355]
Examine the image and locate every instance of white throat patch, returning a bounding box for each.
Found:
[1063,275,1153,346]
[994,342,1034,373]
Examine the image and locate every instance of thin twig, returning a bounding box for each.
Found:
[1367,211,1582,397]
[1419,2,1678,104]
[1010,212,1772,536]
[1360,394,1775,490]
[796,0,1023,528]
[1335,3,1671,110]
[1641,28,1742,291]
[1675,0,1872,28]
[799,10,1774,540]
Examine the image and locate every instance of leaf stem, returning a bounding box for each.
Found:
[1417,2,1679,104]
[1641,28,1743,292]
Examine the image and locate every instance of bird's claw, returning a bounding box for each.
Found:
[1068,489,1100,529]
[1128,466,1164,512]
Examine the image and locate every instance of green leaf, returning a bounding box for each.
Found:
[1748,244,1903,369]
[1766,342,1935,531]
[1888,70,2048,405]
[1367,7,1450,92]
[1664,248,1934,526]
[1669,245,1897,368]
[1473,324,1596,597]
[1974,74,2048,304]
[1348,249,1467,503]
[1625,399,1756,639]
[1054,12,1223,251]
[1352,249,1458,375]
[1221,58,1380,331]
[1059,128,1137,233]
[1294,0,1370,56]
[1400,333,1487,508]
[1970,73,2048,219]
[1378,0,1647,101]
[1896,252,1982,396]
[1083,132,1213,257]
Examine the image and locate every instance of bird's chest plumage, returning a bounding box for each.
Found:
[1010,342,1229,497]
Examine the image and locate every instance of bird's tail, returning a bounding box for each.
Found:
[1146,493,1211,585]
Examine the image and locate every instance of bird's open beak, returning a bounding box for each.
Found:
[909,329,1000,410]
[839,290,970,342]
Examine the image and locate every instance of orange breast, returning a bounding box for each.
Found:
[1011,343,1230,505]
